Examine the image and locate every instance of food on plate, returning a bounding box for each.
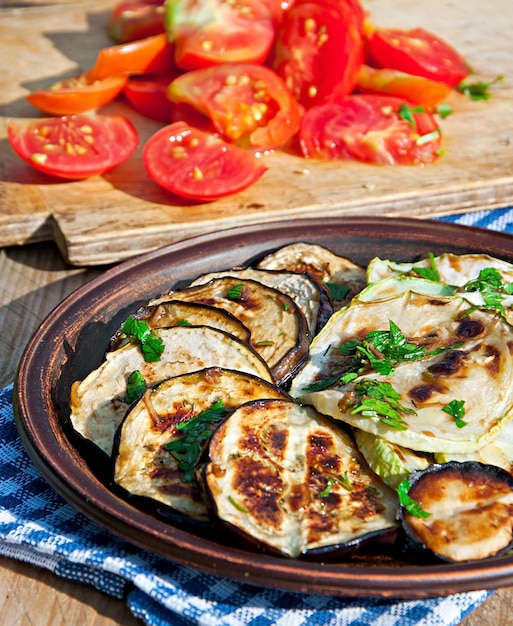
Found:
[7,114,138,180]
[205,398,398,557]
[114,368,287,520]
[70,242,513,562]
[399,462,513,562]
[142,121,267,200]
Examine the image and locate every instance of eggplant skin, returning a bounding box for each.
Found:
[204,398,398,559]
[401,461,513,562]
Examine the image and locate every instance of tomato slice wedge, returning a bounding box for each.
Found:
[166,0,276,70]
[356,64,452,106]
[123,73,179,121]
[271,0,363,108]
[26,74,128,115]
[143,121,267,201]
[108,0,166,43]
[365,26,470,88]
[8,114,139,179]
[85,33,175,82]
[299,94,442,165]
[167,63,303,149]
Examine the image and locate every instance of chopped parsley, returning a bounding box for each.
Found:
[228,495,249,513]
[457,75,504,101]
[317,472,353,498]
[442,399,466,428]
[164,400,231,482]
[125,370,146,404]
[416,129,441,146]
[121,316,164,362]
[350,379,415,431]
[397,479,431,519]
[411,252,440,282]
[463,267,513,316]
[436,103,453,119]
[176,319,192,326]
[398,102,426,127]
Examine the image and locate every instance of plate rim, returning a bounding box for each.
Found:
[13,216,513,598]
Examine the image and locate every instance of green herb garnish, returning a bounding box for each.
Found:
[325,281,350,302]
[122,316,164,362]
[350,379,414,431]
[397,479,431,518]
[125,370,146,403]
[463,267,513,316]
[442,399,467,428]
[416,129,441,146]
[228,495,249,513]
[436,103,453,119]
[317,472,353,498]
[227,284,244,300]
[398,102,425,127]
[457,75,504,101]
[176,319,192,326]
[411,252,440,282]
[164,399,231,482]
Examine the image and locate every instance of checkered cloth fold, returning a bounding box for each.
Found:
[3,207,513,625]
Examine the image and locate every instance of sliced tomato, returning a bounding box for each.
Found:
[166,0,276,70]
[108,0,166,43]
[356,64,452,106]
[271,0,363,109]
[26,74,127,115]
[85,33,175,82]
[167,63,303,149]
[8,114,138,179]
[143,121,267,200]
[365,27,470,88]
[123,73,179,121]
[299,94,441,165]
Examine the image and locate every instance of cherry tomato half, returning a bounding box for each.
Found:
[8,114,139,179]
[166,0,276,70]
[143,121,267,201]
[108,0,166,43]
[123,73,179,121]
[26,74,128,115]
[167,63,303,149]
[356,64,452,106]
[299,94,441,165]
[85,33,175,82]
[365,27,470,88]
[271,0,363,109]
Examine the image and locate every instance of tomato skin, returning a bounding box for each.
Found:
[366,27,470,88]
[299,94,441,165]
[271,0,363,109]
[85,33,175,82]
[143,121,267,201]
[356,64,452,106]
[167,63,303,149]
[166,0,276,70]
[8,114,139,180]
[108,0,166,43]
[26,74,128,115]
[123,73,178,121]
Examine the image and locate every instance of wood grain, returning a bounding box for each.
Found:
[1,0,512,265]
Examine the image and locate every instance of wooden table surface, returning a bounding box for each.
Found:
[0,240,513,625]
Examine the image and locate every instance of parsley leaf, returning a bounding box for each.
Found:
[442,399,466,428]
[397,479,431,518]
[463,267,513,316]
[125,370,146,404]
[350,378,415,430]
[164,400,231,482]
[122,316,164,362]
[227,284,244,300]
[317,472,353,498]
[457,75,504,101]
[411,252,440,282]
[398,102,425,127]
[436,103,453,119]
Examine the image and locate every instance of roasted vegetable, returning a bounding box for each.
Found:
[204,398,398,558]
[70,325,272,455]
[151,277,310,384]
[114,368,287,521]
[399,461,513,562]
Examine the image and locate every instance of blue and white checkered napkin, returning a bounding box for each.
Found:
[3,206,513,626]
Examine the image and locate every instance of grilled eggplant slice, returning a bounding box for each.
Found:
[189,268,327,334]
[204,398,398,558]
[400,461,513,562]
[114,368,287,521]
[70,325,272,456]
[151,277,310,385]
[290,291,513,454]
[110,300,251,349]
[256,242,367,309]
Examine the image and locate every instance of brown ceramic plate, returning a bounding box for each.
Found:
[13,216,513,598]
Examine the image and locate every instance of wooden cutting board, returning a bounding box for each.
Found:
[1,0,512,266]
